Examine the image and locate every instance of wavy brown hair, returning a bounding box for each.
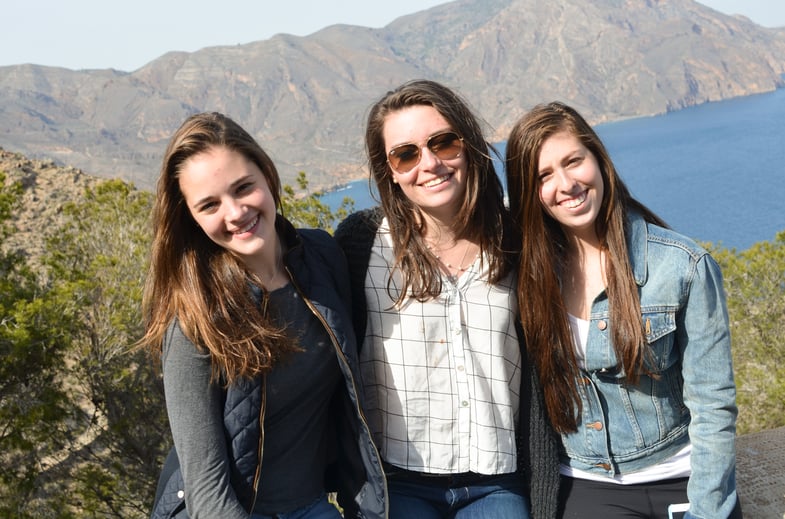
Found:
[139,112,297,383]
[365,79,513,303]
[505,101,667,433]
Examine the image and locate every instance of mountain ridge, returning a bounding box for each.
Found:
[0,0,783,191]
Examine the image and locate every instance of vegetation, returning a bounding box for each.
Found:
[0,165,782,516]
[0,170,350,518]
[710,233,785,435]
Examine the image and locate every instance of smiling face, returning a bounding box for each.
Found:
[178,145,278,275]
[383,105,467,222]
[537,130,604,242]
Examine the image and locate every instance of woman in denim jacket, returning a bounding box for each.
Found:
[505,102,741,519]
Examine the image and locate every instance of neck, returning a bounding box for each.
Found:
[248,237,286,290]
[421,214,460,247]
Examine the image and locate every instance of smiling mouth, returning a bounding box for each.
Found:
[562,191,587,209]
[233,215,259,234]
[422,173,452,188]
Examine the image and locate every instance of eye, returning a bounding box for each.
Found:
[197,200,218,213]
[236,181,254,194]
[429,134,453,151]
[429,132,462,157]
[392,145,418,162]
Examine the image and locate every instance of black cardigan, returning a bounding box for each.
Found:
[334,207,561,519]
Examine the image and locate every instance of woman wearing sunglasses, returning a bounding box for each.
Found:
[335,80,560,519]
[505,102,741,518]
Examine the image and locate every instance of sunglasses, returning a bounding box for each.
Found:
[387,131,464,173]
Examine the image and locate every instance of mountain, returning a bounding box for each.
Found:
[1,0,784,191]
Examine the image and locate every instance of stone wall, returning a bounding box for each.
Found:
[737,426,785,518]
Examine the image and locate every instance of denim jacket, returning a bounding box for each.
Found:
[560,212,739,519]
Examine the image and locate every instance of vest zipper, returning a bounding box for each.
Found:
[248,375,266,513]
[287,266,389,518]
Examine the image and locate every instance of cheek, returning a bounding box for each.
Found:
[190,213,216,235]
[538,183,551,205]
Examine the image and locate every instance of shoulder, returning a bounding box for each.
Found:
[296,227,337,252]
[335,207,384,263]
[628,211,708,262]
[335,206,384,243]
[644,222,709,261]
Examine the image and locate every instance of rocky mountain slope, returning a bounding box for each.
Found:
[0,0,783,190]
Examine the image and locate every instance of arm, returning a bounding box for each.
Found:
[162,323,248,519]
[334,207,383,343]
[679,254,739,519]
[516,321,561,519]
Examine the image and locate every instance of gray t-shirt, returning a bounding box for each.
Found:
[162,283,341,518]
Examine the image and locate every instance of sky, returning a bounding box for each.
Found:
[0,1,783,72]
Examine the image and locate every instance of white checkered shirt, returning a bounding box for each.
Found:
[360,218,521,475]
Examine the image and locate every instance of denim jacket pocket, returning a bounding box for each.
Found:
[641,308,678,372]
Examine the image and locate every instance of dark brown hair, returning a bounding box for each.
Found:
[139,112,296,383]
[366,79,512,303]
[505,101,667,432]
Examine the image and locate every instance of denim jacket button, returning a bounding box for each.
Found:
[586,421,603,430]
[594,462,611,471]
[597,320,607,331]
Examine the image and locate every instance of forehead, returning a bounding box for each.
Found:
[539,130,585,157]
[178,146,260,199]
[382,105,451,149]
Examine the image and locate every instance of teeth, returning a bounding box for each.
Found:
[423,175,449,188]
[564,192,587,209]
[236,216,258,234]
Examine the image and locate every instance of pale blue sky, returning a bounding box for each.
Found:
[0,1,782,71]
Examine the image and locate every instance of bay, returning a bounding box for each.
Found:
[320,88,785,250]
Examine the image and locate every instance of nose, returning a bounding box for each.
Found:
[418,145,440,170]
[225,197,245,221]
[553,168,576,191]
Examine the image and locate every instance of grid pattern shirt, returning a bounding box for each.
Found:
[360,218,521,475]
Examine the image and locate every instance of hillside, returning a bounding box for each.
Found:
[0,147,103,266]
[0,0,784,190]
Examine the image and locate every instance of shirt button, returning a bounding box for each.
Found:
[177,490,185,499]
[453,327,461,335]
[597,320,608,331]
[457,365,465,371]
[462,401,469,407]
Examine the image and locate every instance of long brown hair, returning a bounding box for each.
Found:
[139,112,297,383]
[505,101,667,433]
[365,79,512,303]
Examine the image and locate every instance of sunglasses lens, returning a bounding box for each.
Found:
[389,144,420,172]
[429,132,463,160]
[387,132,463,173]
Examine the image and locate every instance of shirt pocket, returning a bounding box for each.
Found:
[641,309,678,372]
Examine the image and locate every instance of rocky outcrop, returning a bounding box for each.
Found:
[737,426,785,518]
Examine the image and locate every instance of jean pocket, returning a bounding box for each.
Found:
[641,308,678,372]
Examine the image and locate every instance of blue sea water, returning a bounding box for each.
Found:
[320,88,785,250]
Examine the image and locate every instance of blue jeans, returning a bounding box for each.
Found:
[387,472,530,519]
[250,493,342,519]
